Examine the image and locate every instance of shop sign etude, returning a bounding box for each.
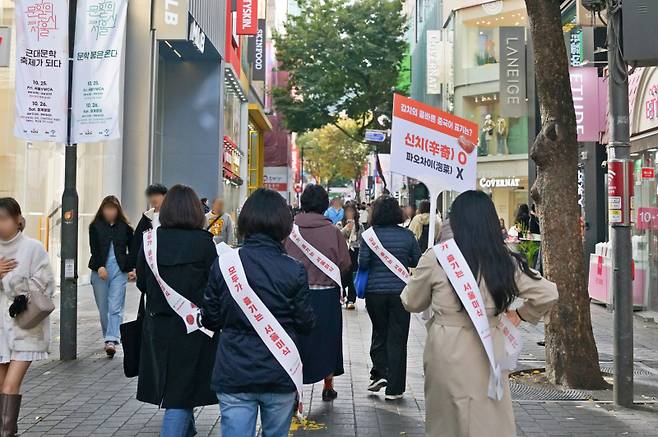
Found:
[236,0,258,36]
[499,27,527,118]
[71,0,128,143]
[390,93,478,194]
[479,177,521,188]
[14,0,70,143]
[569,67,601,142]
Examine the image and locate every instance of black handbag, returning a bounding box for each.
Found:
[120,293,145,378]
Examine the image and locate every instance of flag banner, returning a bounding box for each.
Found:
[71,0,127,143]
[14,0,69,143]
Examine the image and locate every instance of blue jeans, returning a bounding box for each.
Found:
[218,392,296,437]
[90,261,127,343]
[160,408,196,437]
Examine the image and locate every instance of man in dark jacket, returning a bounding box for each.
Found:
[130,184,167,275]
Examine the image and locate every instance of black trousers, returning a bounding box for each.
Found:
[342,248,358,303]
[365,293,410,395]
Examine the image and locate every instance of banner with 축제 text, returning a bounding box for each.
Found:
[14,0,69,143]
[71,0,127,143]
[390,94,478,193]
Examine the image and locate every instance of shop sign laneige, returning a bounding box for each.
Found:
[479,177,521,188]
[153,0,190,40]
[499,27,527,118]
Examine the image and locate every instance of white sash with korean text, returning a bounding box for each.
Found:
[433,238,522,400]
[362,228,409,284]
[143,230,213,337]
[218,247,304,414]
[289,224,342,288]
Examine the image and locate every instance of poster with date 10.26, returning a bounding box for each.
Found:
[390,94,479,193]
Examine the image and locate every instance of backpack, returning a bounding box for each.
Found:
[419,224,430,253]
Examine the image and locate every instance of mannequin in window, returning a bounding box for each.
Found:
[479,114,495,156]
[496,116,508,155]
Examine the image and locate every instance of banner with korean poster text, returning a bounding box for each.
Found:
[390,93,478,243]
[71,0,127,143]
[14,0,69,143]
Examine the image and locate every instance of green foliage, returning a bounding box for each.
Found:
[273,0,408,135]
[517,240,540,267]
[297,119,371,187]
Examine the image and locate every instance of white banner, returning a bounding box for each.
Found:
[71,0,127,143]
[14,0,69,142]
[218,247,304,414]
[362,228,409,284]
[143,229,214,338]
[289,224,342,289]
[433,238,521,400]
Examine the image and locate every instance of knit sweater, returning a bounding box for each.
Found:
[0,232,55,353]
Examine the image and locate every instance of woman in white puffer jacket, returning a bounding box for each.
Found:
[0,198,55,437]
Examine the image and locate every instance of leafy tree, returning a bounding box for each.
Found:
[524,0,606,388]
[297,119,370,195]
[273,0,407,139]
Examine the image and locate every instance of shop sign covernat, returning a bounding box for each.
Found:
[479,177,521,188]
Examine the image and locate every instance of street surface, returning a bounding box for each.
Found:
[16,284,658,436]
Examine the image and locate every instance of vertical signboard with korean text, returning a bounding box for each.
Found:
[71,0,128,143]
[236,0,257,35]
[499,27,527,118]
[14,0,69,143]
[248,18,266,81]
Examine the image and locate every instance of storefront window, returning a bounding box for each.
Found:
[633,151,658,310]
[224,86,241,144]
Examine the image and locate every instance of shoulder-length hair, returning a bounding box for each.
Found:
[341,204,360,227]
[238,188,293,241]
[159,184,205,230]
[449,191,539,314]
[370,195,405,226]
[0,197,25,232]
[91,195,130,228]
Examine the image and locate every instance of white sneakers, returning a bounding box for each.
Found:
[384,394,404,401]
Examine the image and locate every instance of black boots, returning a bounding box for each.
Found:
[0,393,22,437]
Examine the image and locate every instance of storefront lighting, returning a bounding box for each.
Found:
[165,40,172,48]
[173,49,182,58]
[648,148,658,152]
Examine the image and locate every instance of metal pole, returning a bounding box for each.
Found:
[607,0,633,407]
[60,0,78,361]
[300,144,305,191]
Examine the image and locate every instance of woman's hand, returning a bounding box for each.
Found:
[98,266,109,280]
[0,257,17,279]
[505,310,522,327]
[127,269,136,282]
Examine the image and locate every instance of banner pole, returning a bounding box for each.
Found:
[428,190,439,249]
[60,0,78,361]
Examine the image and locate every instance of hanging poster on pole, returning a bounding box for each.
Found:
[71,0,127,143]
[14,0,69,143]
[390,93,478,244]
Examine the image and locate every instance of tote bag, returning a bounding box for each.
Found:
[354,269,369,299]
[120,293,145,378]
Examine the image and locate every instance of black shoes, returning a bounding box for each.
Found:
[322,388,338,401]
[367,378,388,392]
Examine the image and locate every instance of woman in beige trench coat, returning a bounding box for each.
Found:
[401,191,558,437]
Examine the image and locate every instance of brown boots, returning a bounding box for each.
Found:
[0,393,22,437]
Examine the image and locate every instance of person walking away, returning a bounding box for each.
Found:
[203,189,316,437]
[200,198,210,214]
[324,198,344,225]
[402,204,416,228]
[359,196,421,400]
[131,183,168,257]
[508,203,531,238]
[408,200,442,253]
[359,203,370,229]
[0,198,55,437]
[88,196,134,358]
[337,204,364,310]
[205,198,234,245]
[401,191,558,437]
[135,185,218,437]
[285,185,351,401]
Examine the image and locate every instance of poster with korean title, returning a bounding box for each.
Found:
[390,94,478,244]
[14,0,69,143]
[71,0,127,143]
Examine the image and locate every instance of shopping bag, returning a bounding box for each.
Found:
[120,293,145,378]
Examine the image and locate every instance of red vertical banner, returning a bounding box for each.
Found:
[608,160,634,226]
[237,0,258,35]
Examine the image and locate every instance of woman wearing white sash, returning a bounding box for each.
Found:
[135,185,219,437]
[203,189,315,437]
[401,191,558,437]
[284,185,351,402]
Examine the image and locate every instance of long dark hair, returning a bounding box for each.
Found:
[159,184,205,229]
[341,204,360,227]
[515,203,530,229]
[449,191,539,314]
[91,195,129,227]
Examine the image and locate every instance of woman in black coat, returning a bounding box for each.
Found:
[203,189,315,437]
[135,185,218,437]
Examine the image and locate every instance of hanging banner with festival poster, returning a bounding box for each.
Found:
[14,0,69,143]
[390,93,478,244]
[71,0,127,143]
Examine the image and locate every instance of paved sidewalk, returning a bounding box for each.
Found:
[14,284,658,436]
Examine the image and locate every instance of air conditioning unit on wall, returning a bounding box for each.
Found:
[623,0,658,66]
